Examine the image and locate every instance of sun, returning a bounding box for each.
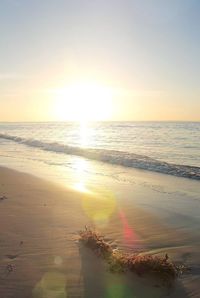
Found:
[53,81,113,121]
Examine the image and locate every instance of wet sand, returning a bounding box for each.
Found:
[0,166,199,297]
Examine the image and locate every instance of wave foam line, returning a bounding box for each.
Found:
[0,133,199,180]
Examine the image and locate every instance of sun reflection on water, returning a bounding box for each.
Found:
[79,121,89,147]
[70,123,117,227]
[74,181,90,193]
[72,157,90,193]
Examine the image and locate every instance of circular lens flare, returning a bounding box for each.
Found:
[81,188,116,227]
[33,271,67,298]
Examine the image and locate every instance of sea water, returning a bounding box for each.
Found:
[0,122,199,182]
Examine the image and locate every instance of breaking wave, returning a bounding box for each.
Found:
[0,133,199,180]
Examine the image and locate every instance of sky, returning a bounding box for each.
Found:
[0,0,200,121]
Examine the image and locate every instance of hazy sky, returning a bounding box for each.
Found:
[0,0,200,121]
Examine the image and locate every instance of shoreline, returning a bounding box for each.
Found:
[1,132,200,181]
[0,166,199,297]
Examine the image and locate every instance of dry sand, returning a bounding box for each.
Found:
[0,166,199,297]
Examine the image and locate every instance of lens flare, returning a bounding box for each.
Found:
[119,210,140,248]
[106,279,135,298]
[33,271,67,298]
[54,256,63,266]
[82,188,116,227]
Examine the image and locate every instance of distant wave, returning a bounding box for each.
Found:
[0,133,199,180]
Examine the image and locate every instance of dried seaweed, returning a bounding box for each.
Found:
[79,227,187,285]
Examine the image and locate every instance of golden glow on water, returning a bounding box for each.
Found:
[72,157,90,193]
[79,121,89,147]
[74,181,90,193]
[70,155,116,227]
[74,158,88,174]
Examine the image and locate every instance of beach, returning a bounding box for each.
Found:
[1,0,200,295]
[0,166,199,297]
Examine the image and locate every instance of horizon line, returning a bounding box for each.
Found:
[0,120,200,123]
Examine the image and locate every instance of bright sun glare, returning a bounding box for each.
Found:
[54,82,113,122]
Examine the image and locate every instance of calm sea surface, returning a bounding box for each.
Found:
[0,122,199,182]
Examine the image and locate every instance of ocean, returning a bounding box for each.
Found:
[0,121,200,185]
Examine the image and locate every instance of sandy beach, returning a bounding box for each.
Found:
[1,0,200,296]
[0,166,199,297]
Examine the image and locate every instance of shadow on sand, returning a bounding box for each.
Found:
[78,244,188,298]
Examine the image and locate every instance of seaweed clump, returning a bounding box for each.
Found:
[79,226,112,259]
[79,227,186,285]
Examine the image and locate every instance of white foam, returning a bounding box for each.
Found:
[0,133,199,180]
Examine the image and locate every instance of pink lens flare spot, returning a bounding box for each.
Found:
[119,210,140,247]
